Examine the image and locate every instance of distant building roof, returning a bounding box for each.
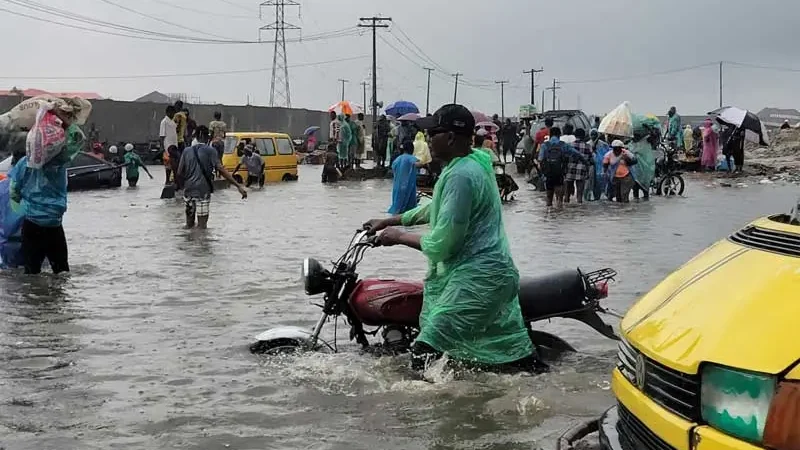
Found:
[134,91,174,104]
[756,107,800,128]
[0,88,103,99]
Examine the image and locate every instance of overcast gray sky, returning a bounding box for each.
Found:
[2,0,799,116]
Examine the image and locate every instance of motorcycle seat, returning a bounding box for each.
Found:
[518,270,587,321]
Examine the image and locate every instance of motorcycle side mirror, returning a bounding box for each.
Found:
[303,258,330,295]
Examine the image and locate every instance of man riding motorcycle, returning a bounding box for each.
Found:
[364,104,541,372]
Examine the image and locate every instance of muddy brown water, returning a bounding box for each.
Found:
[1,167,796,450]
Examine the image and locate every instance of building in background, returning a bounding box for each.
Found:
[0,87,103,100]
[756,107,800,128]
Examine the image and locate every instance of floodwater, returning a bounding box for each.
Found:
[1,166,796,450]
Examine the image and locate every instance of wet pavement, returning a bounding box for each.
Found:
[1,166,797,450]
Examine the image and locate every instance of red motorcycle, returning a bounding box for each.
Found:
[250,230,620,364]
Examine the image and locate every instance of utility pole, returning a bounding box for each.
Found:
[338,78,349,101]
[523,68,544,108]
[259,0,300,108]
[424,67,435,115]
[452,72,462,103]
[360,81,368,113]
[541,91,545,113]
[358,16,392,143]
[546,78,561,111]
[719,61,723,108]
[495,80,509,121]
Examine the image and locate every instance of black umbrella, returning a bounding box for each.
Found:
[707,106,770,146]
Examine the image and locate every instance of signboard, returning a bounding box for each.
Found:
[519,104,537,119]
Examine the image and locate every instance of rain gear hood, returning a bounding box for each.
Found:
[399,149,533,365]
[413,132,432,165]
[336,114,352,161]
[388,152,418,214]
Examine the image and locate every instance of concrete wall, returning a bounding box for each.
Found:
[0,97,338,146]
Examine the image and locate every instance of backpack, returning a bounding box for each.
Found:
[541,141,566,178]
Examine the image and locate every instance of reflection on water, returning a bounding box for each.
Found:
[0,167,796,449]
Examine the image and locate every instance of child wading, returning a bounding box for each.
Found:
[123,143,153,187]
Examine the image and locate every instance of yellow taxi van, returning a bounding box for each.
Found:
[221,132,298,183]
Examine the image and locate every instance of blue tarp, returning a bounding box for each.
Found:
[0,178,24,268]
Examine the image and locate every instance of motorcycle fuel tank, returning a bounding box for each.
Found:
[348,279,423,327]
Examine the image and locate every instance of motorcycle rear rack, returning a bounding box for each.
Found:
[583,268,617,284]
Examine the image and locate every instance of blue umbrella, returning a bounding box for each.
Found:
[303,126,321,136]
[385,101,419,117]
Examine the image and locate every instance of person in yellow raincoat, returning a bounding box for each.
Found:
[683,125,694,154]
[364,104,539,372]
[413,131,431,165]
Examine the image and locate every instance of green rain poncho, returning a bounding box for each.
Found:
[337,115,352,161]
[400,149,533,365]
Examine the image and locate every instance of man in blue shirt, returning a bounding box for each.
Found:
[537,126,589,207]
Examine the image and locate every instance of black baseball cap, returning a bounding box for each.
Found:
[416,104,475,136]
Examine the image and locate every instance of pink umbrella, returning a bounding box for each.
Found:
[472,110,490,124]
[397,112,420,122]
[476,121,500,133]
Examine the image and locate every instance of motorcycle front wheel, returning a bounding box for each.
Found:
[249,338,304,355]
[659,174,685,196]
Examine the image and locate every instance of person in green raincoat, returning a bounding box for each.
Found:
[348,114,360,169]
[336,114,352,170]
[364,104,539,372]
[666,106,683,150]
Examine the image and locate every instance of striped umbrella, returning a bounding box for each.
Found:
[328,101,363,116]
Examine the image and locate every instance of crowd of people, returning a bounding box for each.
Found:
[325,111,367,175]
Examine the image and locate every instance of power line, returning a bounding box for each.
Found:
[3,0,229,42]
[0,54,370,80]
[215,0,256,13]
[1,0,358,44]
[560,62,718,85]
[725,61,800,73]
[97,0,237,40]
[141,0,254,19]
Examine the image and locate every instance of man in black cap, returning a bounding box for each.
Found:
[362,104,540,373]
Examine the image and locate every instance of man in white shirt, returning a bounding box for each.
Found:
[159,105,179,185]
[328,111,340,149]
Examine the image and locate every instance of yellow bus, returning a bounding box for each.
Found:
[222,132,298,183]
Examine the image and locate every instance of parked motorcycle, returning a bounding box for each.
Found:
[250,230,620,365]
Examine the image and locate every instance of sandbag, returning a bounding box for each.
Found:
[0,95,93,132]
[26,106,66,169]
[0,95,64,132]
[599,101,633,138]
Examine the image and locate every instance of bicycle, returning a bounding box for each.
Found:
[651,140,685,196]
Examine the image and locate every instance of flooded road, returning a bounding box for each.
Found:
[1,166,797,450]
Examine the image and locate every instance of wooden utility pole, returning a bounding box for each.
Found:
[424,67,435,115]
[358,16,392,141]
[546,78,561,111]
[360,81,368,114]
[495,80,509,121]
[452,72,462,103]
[522,68,543,108]
[338,78,349,101]
[719,61,724,108]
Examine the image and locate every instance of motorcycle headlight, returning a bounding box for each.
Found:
[302,258,329,295]
[494,166,504,175]
[701,364,776,443]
